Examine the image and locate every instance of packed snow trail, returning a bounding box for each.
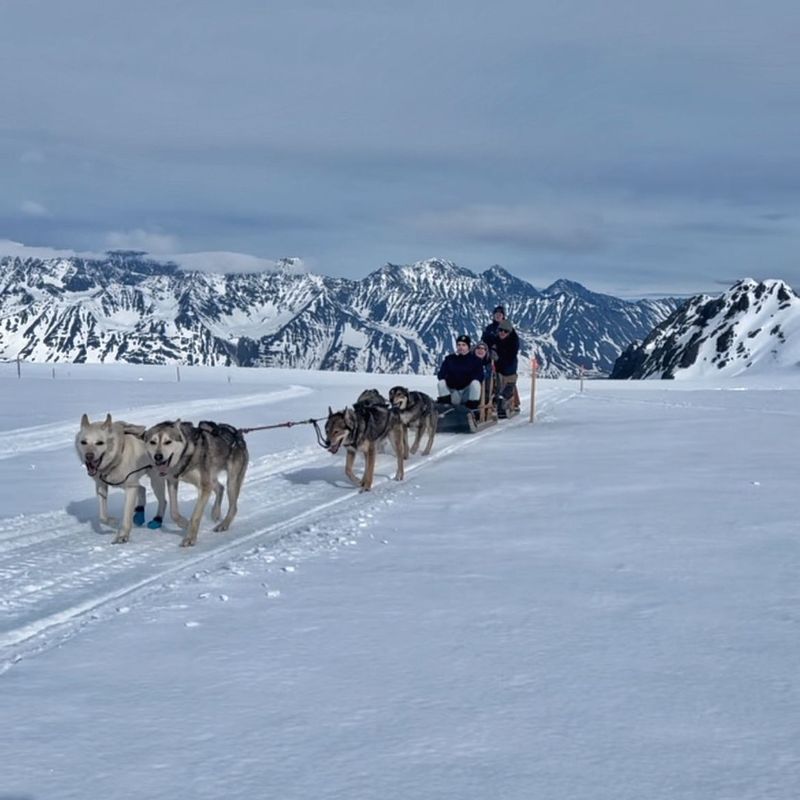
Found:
[0,385,313,460]
[0,384,576,664]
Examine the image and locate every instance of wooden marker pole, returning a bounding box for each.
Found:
[580,365,585,393]
[529,356,537,423]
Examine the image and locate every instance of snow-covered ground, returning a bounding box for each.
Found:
[1,361,799,799]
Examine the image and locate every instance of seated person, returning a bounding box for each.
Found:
[492,319,520,417]
[437,334,484,411]
[473,341,493,383]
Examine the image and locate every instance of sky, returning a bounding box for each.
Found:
[2,1,800,296]
[1,362,800,799]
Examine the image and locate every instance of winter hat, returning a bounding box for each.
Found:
[456,334,471,346]
[498,319,513,332]
[474,341,489,351]
[493,305,506,315]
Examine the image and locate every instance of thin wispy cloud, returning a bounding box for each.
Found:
[415,205,607,253]
[104,229,179,254]
[20,200,50,217]
[19,149,44,164]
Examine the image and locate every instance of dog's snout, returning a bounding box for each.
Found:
[153,452,164,464]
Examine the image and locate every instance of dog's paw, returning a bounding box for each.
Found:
[179,534,197,547]
[146,516,163,530]
[133,506,145,526]
[173,516,190,529]
[212,521,230,532]
[210,506,222,522]
[112,532,130,544]
[100,516,119,528]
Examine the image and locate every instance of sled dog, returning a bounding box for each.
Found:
[388,386,437,457]
[75,414,166,544]
[356,388,388,407]
[356,389,391,453]
[143,419,249,547]
[324,401,405,491]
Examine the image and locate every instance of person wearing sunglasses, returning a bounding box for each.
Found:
[493,319,520,418]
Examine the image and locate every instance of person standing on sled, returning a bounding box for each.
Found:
[492,319,520,418]
[482,305,507,351]
[437,334,484,412]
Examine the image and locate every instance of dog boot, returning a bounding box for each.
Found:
[133,505,145,526]
[147,516,163,530]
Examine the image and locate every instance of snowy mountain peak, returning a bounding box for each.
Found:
[611,278,800,379]
[0,253,679,376]
[542,278,598,300]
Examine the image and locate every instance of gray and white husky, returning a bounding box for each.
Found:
[388,386,437,457]
[75,413,166,544]
[143,419,249,547]
[324,401,405,491]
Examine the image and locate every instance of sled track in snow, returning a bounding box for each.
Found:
[0,389,575,669]
[0,385,313,461]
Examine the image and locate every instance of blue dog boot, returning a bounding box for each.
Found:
[133,506,145,526]
[147,516,163,530]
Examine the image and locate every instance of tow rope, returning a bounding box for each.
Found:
[238,417,329,449]
[99,464,152,486]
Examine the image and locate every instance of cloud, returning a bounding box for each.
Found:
[20,200,50,217]
[0,238,307,276]
[169,252,308,274]
[19,149,45,164]
[414,205,607,253]
[0,239,86,259]
[104,229,179,254]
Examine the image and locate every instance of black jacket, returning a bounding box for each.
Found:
[493,330,520,376]
[482,321,501,350]
[437,352,484,390]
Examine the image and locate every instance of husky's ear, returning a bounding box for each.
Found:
[328,406,333,416]
[80,413,90,428]
[102,413,112,429]
[344,407,355,425]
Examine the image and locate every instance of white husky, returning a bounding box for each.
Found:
[75,413,166,544]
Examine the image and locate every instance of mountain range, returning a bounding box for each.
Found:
[0,252,681,377]
[611,278,800,379]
